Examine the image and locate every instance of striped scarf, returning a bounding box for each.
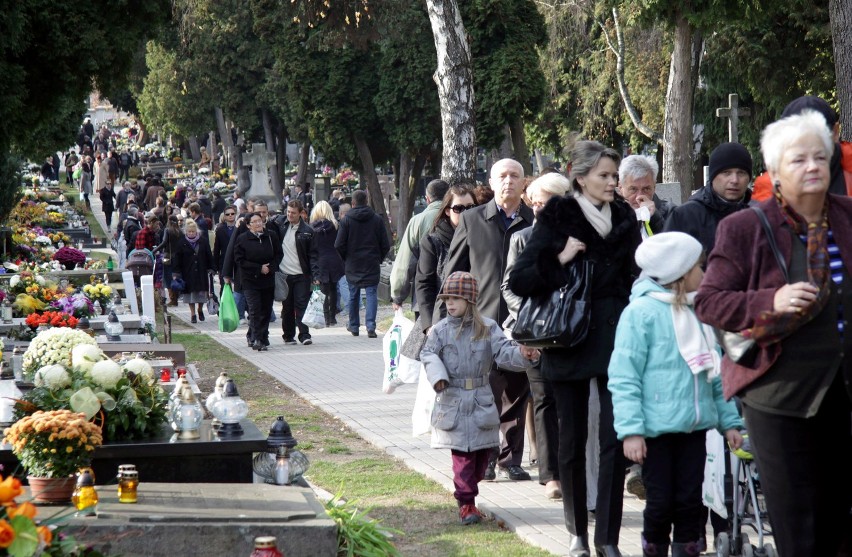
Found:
[749,193,830,344]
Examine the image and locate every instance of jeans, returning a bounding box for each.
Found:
[348,283,377,333]
[232,290,246,320]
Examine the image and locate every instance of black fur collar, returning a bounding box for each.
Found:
[538,195,635,245]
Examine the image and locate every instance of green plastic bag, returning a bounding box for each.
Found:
[72,167,82,179]
[218,284,239,333]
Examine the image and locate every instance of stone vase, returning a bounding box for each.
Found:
[27,475,76,504]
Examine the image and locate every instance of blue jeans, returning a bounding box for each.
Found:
[232,290,247,320]
[348,283,378,333]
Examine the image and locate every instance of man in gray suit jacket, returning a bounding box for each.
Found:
[445,158,535,481]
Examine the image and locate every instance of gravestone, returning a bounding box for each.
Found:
[716,94,751,143]
[140,274,156,328]
[243,143,280,211]
[656,182,683,206]
[122,271,139,314]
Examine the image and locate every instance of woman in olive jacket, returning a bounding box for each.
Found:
[509,141,640,557]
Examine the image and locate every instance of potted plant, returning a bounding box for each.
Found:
[3,410,103,503]
[52,247,86,270]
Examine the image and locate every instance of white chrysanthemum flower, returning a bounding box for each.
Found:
[90,359,124,389]
[72,344,106,374]
[34,364,71,389]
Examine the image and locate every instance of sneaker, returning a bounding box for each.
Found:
[300,336,313,345]
[498,465,531,481]
[483,459,497,482]
[367,330,377,338]
[626,468,646,500]
[281,335,297,345]
[253,341,267,351]
[348,327,359,337]
[459,504,484,525]
[239,318,247,326]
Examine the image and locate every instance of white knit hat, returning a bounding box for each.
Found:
[635,232,703,285]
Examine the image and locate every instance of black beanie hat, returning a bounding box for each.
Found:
[781,95,837,127]
[708,142,753,183]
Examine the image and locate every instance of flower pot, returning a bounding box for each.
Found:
[27,475,76,504]
[62,262,76,271]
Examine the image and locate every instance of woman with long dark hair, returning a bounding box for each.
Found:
[509,141,640,557]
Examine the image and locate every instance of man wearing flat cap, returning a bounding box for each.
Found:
[752,95,852,201]
[664,142,753,255]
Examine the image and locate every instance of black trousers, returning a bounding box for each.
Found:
[552,376,625,545]
[642,431,706,545]
[742,375,852,557]
[281,275,311,341]
[243,286,273,345]
[490,367,530,468]
[528,364,559,483]
[319,281,338,324]
[119,166,129,182]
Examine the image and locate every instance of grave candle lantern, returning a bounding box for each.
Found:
[172,386,203,440]
[104,310,123,341]
[211,379,248,438]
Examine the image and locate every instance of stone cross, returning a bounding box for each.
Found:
[242,143,279,209]
[716,94,751,143]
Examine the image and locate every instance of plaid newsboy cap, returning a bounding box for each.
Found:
[438,271,479,304]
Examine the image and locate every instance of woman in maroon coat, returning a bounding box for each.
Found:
[695,110,852,557]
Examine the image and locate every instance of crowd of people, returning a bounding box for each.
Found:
[402,95,850,557]
[61,94,850,556]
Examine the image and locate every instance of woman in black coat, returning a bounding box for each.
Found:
[99,175,115,229]
[414,184,476,333]
[309,201,345,326]
[233,212,283,350]
[171,220,214,324]
[509,141,640,557]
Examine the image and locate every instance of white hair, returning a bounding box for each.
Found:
[761,110,834,172]
[619,155,658,184]
[527,173,571,199]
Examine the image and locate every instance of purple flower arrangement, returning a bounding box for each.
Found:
[52,247,86,267]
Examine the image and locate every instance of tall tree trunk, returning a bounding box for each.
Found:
[509,117,531,176]
[275,124,287,200]
[663,13,697,201]
[236,149,250,196]
[830,0,852,141]
[261,109,282,198]
[188,136,201,162]
[497,125,514,159]
[397,154,413,240]
[296,143,310,187]
[214,107,234,171]
[354,135,392,240]
[426,0,476,183]
[534,149,545,175]
[208,131,219,172]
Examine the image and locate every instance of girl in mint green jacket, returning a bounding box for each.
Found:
[608,232,743,557]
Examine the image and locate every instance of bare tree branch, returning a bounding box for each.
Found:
[599,7,662,144]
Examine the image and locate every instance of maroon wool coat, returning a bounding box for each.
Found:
[694,193,852,399]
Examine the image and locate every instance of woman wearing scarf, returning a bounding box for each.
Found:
[171,220,214,324]
[695,110,852,557]
[233,212,283,351]
[509,141,641,557]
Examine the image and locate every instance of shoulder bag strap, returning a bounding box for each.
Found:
[751,205,789,284]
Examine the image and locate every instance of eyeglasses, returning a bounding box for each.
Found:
[224,213,236,217]
[450,204,475,214]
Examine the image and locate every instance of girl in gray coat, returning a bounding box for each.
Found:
[422,271,538,525]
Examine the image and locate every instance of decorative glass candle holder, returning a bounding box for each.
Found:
[211,379,248,437]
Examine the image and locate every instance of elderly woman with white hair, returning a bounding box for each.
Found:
[502,171,572,502]
[695,110,852,557]
[617,155,673,236]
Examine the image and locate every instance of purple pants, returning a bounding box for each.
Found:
[451,448,493,506]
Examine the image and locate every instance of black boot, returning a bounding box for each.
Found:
[594,545,622,557]
[569,534,591,557]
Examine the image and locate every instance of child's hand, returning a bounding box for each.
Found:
[725,429,744,451]
[433,380,448,393]
[623,435,646,465]
[519,346,540,361]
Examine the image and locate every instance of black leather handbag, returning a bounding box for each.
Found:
[511,258,594,349]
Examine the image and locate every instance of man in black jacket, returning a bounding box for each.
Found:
[271,200,320,345]
[335,190,391,338]
[664,142,753,255]
[444,158,535,482]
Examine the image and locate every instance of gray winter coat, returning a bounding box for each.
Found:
[422,315,530,452]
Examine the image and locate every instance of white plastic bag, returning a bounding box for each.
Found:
[411,364,434,437]
[382,309,415,394]
[702,429,728,519]
[301,289,326,329]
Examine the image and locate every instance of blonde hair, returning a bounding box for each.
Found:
[449,297,489,341]
[184,220,198,234]
[310,200,338,228]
